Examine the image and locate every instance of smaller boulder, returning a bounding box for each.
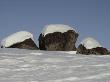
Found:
[1,31,38,50]
[8,38,38,50]
[77,37,109,55]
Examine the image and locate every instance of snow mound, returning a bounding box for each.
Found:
[81,37,102,49]
[1,31,34,48]
[41,24,76,36]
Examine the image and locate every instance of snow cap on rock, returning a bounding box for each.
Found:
[41,24,77,36]
[81,37,102,49]
[1,31,34,48]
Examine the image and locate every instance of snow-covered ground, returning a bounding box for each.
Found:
[0,48,110,82]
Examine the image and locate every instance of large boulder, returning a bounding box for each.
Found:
[39,24,78,51]
[1,31,38,50]
[77,37,109,55]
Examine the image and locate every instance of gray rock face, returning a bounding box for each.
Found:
[6,38,38,50]
[77,44,109,55]
[39,30,78,51]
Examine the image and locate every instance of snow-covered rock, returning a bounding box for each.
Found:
[41,24,77,36]
[77,37,109,55]
[81,37,102,49]
[39,24,78,51]
[1,31,38,49]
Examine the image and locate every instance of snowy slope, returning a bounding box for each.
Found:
[42,24,76,36]
[1,31,34,48]
[0,49,110,82]
[81,37,102,49]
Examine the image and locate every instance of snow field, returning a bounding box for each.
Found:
[0,49,110,82]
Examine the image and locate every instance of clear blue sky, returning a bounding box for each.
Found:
[0,0,110,50]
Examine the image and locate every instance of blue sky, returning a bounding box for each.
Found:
[0,0,110,50]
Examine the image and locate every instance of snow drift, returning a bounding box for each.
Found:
[0,48,110,82]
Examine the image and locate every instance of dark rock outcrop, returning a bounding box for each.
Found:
[39,34,46,50]
[109,51,110,54]
[44,32,65,51]
[77,44,109,55]
[7,38,38,50]
[39,30,78,51]
[64,30,78,51]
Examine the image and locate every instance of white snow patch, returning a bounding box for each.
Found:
[42,24,77,36]
[91,63,110,67]
[21,56,37,62]
[64,51,77,54]
[62,77,80,81]
[81,37,102,49]
[20,64,31,68]
[30,52,43,55]
[84,72,110,79]
[47,77,79,82]
[0,53,9,55]
[30,81,38,82]
[1,31,34,48]
[0,59,21,65]
[43,58,66,63]
[0,68,10,73]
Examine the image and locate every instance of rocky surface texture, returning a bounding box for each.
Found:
[39,30,78,51]
[7,38,38,50]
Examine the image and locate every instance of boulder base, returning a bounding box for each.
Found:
[39,30,78,51]
[7,38,38,50]
[77,44,109,55]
